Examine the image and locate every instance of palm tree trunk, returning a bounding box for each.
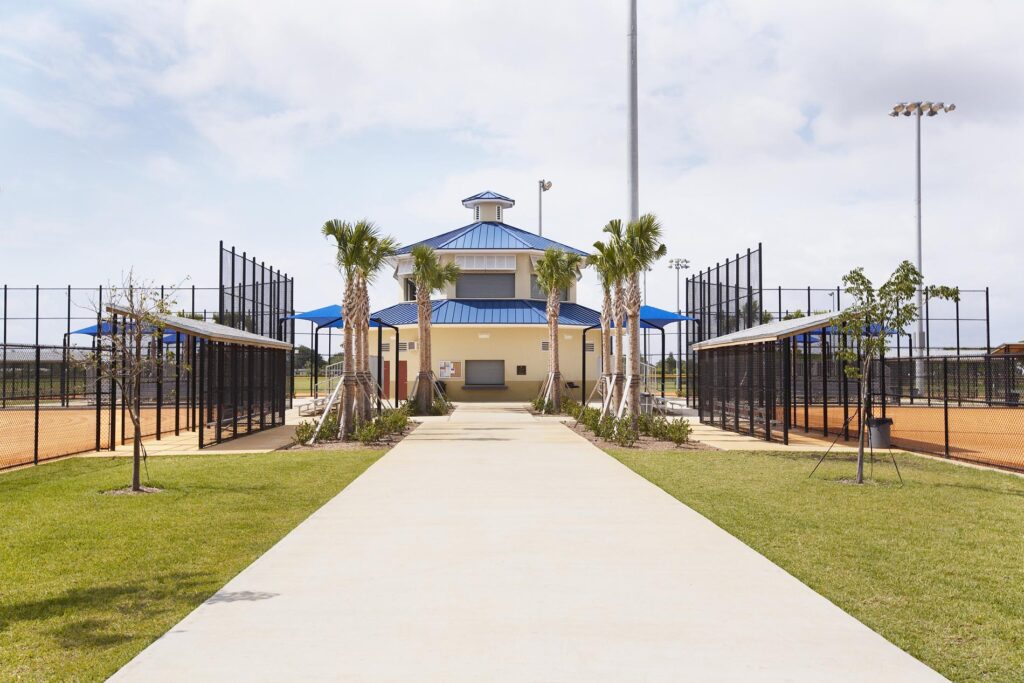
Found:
[627,274,642,425]
[549,290,561,411]
[340,281,356,439]
[600,286,612,404]
[356,277,371,422]
[612,280,626,413]
[416,286,432,413]
[363,280,374,420]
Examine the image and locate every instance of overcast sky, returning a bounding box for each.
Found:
[2,0,1022,347]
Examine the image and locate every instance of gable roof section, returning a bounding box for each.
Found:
[370,300,600,327]
[395,222,588,256]
[691,310,839,351]
[462,190,515,206]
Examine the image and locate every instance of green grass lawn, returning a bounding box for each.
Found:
[607,447,1024,682]
[0,450,383,681]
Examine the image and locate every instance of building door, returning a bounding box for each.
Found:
[382,361,390,399]
[397,361,408,400]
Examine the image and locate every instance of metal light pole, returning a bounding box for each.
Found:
[538,179,552,235]
[669,258,690,393]
[890,101,955,393]
[627,0,639,223]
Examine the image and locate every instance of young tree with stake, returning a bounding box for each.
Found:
[92,271,181,492]
[834,260,958,483]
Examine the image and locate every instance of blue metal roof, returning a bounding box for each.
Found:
[369,299,600,327]
[395,221,588,256]
[462,190,515,205]
[286,304,382,329]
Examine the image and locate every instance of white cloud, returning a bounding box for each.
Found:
[1,0,1023,345]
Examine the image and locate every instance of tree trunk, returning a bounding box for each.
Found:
[600,285,612,403]
[856,360,871,484]
[549,290,561,412]
[626,274,642,425]
[612,280,626,413]
[362,279,374,421]
[132,332,143,491]
[416,285,432,414]
[340,283,356,439]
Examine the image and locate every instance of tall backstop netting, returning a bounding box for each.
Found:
[219,242,296,401]
[694,323,1024,473]
[684,244,763,403]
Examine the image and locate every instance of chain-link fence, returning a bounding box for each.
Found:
[693,326,1024,473]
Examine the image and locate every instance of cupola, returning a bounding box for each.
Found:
[461,190,515,223]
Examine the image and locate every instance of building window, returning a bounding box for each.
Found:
[530,275,569,301]
[474,206,481,221]
[456,273,515,298]
[496,206,502,222]
[404,278,416,301]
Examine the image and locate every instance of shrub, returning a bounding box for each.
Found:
[293,420,316,445]
[663,419,692,447]
[594,414,616,440]
[317,410,340,440]
[381,405,410,434]
[561,397,581,418]
[292,409,340,445]
[432,397,450,416]
[612,415,638,447]
[580,407,601,431]
[531,396,553,414]
[354,419,385,444]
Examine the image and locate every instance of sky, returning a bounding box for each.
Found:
[1,0,1022,347]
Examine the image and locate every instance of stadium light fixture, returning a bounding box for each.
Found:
[890,100,956,391]
[538,179,552,236]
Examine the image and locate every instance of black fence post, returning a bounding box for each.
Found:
[95,286,102,450]
[198,338,205,448]
[942,357,950,458]
[33,345,41,464]
[802,330,810,432]
[109,315,117,451]
[820,328,828,436]
[2,284,6,409]
[781,339,790,445]
[765,341,775,442]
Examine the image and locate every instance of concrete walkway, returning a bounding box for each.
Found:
[111,403,944,682]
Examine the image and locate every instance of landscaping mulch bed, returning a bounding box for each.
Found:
[283,421,419,452]
[566,420,714,451]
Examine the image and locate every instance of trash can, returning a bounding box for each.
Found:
[868,417,893,449]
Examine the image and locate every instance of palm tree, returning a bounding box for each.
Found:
[410,245,460,413]
[620,214,667,424]
[352,224,398,421]
[591,234,622,413]
[321,219,377,439]
[602,219,628,414]
[535,248,584,412]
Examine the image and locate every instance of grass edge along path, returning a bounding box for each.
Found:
[606,447,1024,683]
[0,449,384,681]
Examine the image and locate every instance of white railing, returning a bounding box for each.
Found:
[315,361,344,396]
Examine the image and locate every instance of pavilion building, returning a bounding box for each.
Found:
[369,191,600,402]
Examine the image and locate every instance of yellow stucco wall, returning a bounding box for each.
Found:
[374,325,599,402]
